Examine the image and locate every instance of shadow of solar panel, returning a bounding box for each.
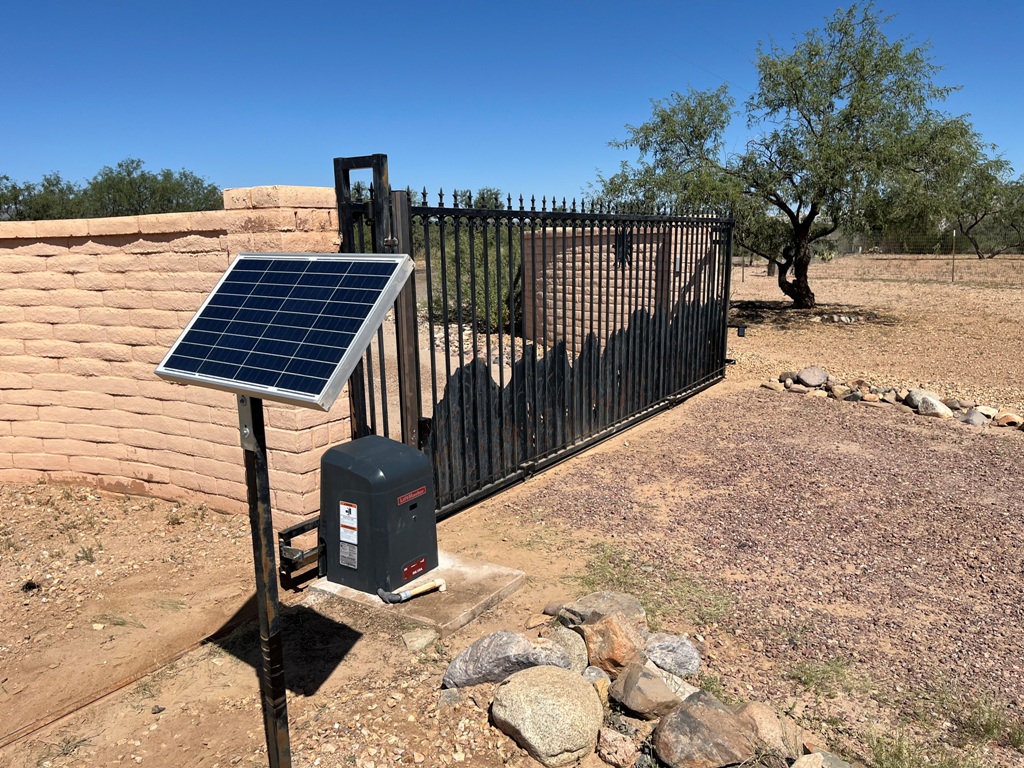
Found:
[155,253,413,410]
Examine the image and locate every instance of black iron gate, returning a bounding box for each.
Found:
[334,156,733,517]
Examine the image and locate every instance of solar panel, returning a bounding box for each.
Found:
[155,253,413,410]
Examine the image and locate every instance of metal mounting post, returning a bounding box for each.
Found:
[237,394,291,768]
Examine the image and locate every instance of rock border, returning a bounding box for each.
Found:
[761,366,1024,430]
[439,591,859,768]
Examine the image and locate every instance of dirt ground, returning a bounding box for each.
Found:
[1,254,1022,767]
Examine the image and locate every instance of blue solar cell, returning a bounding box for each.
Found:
[155,253,413,410]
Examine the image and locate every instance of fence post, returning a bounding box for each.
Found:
[951,229,956,283]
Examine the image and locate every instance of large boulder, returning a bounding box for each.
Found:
[490,665,604,767]
[917,396,953,419]
[732,701,812,760]
[609,660,682,720]
[958,408,990,427]
[796,366,828,388]
[993,410,1024,428]
[541,623,589,674]
[645,632,701,677]
[558,591,647,629]
[653,691,755,768]
[597,727,639,768]
[904,389,942,410]
[443,630,571,688]
[578,613,648,678]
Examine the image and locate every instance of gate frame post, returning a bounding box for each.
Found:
[333,154,422,446]
[334,154,395,441]
[391,189,423,448]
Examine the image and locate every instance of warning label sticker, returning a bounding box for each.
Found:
[338,501,358,545]
[338,541,357,569]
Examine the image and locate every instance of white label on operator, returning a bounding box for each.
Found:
[339,541,357,569]
[339,501,358,545]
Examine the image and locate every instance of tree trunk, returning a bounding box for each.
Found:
[777,244,816,308]
[766,259,777,277]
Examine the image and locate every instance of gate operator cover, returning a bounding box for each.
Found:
[320,435,437,594]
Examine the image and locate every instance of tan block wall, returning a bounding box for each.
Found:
[0,186,346,528]
[522,226,709,350]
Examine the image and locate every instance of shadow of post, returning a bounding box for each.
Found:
[207,594,363,696]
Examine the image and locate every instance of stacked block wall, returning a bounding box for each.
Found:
[0,186,346,527]
[522,227,715,350]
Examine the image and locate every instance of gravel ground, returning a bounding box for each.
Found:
[4,255,1023,767]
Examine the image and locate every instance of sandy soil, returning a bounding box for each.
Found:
[1,254,1022,767]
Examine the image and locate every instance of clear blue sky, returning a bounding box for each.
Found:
[4,1,1021,200]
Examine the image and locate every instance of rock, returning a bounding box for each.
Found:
[438,688,464,708]
[609,660,682,720]
[784,378,794,388]
[491,666,604,768]
[958,408,989,427]
[904,389,942,410]
[787,384,809,395]
[542,623,589,674]
[807,389,829,398]
[543,601,564,616]
[402,628,439,653]
[778,371,799,384]
[151,705,165,715]
[583,665,611,704]
[829,384,852,401]
[844,391,863,402]
[849,378,872,393]
[917,396,953,419]
[558,591,647,629]
[942,397,963,411]
[796,366,828,388]
[644,633,701,677]
[880,390,898,405]
[578,613,647,678]
[993,410,1024,428]
[732,701,810,759]
[443,630,571,688]
[861,393,880,403]
[761,381,785,392]
[644,659,700,701]
[526,614,550,629]
[653,691,755,768]
[793,751,856,768]
[974,405,998,418]
[597,727,639,768]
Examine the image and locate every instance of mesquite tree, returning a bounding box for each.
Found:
[601,4,963,308]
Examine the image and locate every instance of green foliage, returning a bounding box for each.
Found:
[786,657,858,697]
[1,158,222,220]
[414,187,523,332]
[577,542,733,630]
[868,730,988,768]
[601,3,973,307]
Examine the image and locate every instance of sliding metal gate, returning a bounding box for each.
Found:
[335,155,733,517]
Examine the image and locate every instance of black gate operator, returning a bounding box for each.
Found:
[319,435,438,594]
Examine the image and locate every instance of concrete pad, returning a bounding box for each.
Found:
[309,551,525,637]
